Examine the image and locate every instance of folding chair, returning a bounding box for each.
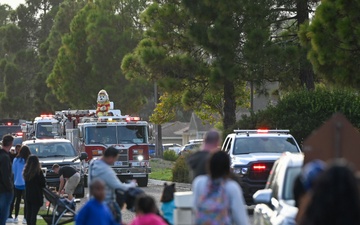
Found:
[41,187,76,225]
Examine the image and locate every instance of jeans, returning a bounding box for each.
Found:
[25,201,40,225]
[0,192,14,225]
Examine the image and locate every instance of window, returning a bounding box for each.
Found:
[27,142,77,158]
[85,126,116,145]
[233,137,299,154]
[282,167,302,200]
[36,123,55,138]
[117,125,147,144]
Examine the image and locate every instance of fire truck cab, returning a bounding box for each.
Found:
[55,109,152,187]
[32,115,58,139]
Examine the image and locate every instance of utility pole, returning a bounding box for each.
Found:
[154,82,163,158]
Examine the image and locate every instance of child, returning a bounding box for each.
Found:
[160,183,176,225]
[76,179,118,225]
[129,194,168,225]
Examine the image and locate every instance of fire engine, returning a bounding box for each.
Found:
[0,119,24,138]
[54,109,152,187]
[32,115,58,139]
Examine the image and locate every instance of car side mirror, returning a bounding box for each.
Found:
[253,189,272,204]
[79,152,88,161]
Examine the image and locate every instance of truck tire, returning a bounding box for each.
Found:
[137,175,148,187]
[84,174,88,187]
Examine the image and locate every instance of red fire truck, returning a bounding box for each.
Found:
[54,109,151,187]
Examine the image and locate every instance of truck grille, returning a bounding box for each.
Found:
[248,162,274,181]
[117,149,128,166]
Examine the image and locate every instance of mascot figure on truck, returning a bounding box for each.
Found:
[96,89,110,116]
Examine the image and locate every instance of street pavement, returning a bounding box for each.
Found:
[78,179,254,224]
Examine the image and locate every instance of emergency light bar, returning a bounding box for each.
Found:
[234,129,290,134]
[126,116,141,122]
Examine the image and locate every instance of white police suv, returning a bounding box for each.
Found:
[221,129,301,205]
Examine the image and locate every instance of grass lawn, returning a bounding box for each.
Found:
[18,207,74,225]
[149,158,174,181]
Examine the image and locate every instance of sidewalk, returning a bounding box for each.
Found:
[6,214,42,224]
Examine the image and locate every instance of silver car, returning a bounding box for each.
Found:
[253,153,303,225]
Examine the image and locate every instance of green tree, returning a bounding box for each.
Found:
[122,1,249,130]
[48,0,150,113]
[300,0,360,88]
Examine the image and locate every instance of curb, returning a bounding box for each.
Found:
[149,179,191,190]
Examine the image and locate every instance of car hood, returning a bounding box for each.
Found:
[39,156,79,165]
[231,153,282,165]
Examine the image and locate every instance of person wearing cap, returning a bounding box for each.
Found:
[88,146,136,224]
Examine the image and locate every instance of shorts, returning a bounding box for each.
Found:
[64,172,80,195]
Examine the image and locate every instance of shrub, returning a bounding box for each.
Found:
[233,88,360,143]
[172,154,190,183]
[163,150,178,161]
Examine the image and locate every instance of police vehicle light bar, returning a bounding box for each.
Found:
[234,129,290,134]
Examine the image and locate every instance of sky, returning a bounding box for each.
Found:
[0,0,25,9]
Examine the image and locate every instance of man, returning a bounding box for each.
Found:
[88,147,136,223]
[52,164,80,201]
[0,135,14,225]
[187,130,221,181]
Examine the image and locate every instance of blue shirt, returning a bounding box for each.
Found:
[12,158,26,190]
[75,198,119,225]
[161,200,175,225]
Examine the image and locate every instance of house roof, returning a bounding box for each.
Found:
[189,113,214,132]
[162,121,189,138]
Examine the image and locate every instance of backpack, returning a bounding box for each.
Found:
[195,179,231,225]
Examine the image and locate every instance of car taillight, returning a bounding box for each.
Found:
[252,164,266,171]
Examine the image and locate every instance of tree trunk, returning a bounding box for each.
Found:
[223,78,236,131]
[297,0,315,90]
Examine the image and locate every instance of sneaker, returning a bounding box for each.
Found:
[6,218,14,223]
[22,219,26,224]
[13,218,18,223]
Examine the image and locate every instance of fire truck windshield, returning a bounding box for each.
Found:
[117,125,147,144]
[36,122,55,139]
[84,125,147,145]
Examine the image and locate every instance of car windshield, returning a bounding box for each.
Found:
[85,126,116,145]
[233,137,299,154]
[36,122,55,139]
[0,126,21,138]
[85,125,147,145]
[283,167,302,200]
[117,125,147,144]
[27,142,77,158]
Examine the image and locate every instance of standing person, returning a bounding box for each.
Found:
[7,144,21,223]
[192,151,249,225]
[8,146,31,224]
[23,156,46,225]
[299,160,360,225]
[0,135,14,225]
[52,164,80,201]
[88,147,136,224]
[75,179,118,225]
[187,130,221,181]
[129,194,168,225]
[160,183,175,225]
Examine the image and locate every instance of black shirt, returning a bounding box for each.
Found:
[25,171,46,206]
[58,166,77,178]
[0,149,13,193]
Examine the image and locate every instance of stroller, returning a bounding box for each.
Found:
[41,187,76,225]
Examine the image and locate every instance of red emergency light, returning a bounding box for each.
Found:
[7,122,12,126]
[257,129,269,133]
[40,114,54,118]
[15,132,23,136]
[126,116,141,122]
[252,164,266,171]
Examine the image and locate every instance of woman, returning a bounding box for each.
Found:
[299,160,360,225]
[23,155,46,225]
[192,151,249,225]
[10,146,31,224]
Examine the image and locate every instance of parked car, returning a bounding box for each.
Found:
[222,129,301,205]
[148,144,156,157]
[179,142,202,155]
[163,143,182,154]
[22,139,88,198]
[253,153,303,225]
